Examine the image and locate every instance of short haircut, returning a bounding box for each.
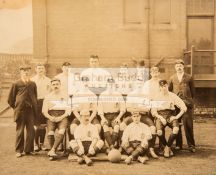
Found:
[36,63,45,67]
[19,65,31,71]
[138,60,145,67]
[62,62,71,67]
[150,66,159,72]
[81,76,89,82]
[90,55,99,60]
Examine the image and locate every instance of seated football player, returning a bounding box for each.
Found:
[121,112,152,165]
[151,80,187,158]
[70,110,104,166]
[70,76,100,142]
[120,78,158,158]
[98,78,126,153]
[42,78,71,158]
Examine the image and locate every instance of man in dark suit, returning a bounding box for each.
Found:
[8,65,38,158]
[169,59,195,153]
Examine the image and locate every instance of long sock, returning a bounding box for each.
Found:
[149,134,156,148]
[119,130,124,145]
[125,147,134,155]
[87,146,100,157]
[39,128,46,144]
[35,129,40,145]
[47,135,55,148]
[158,135,167,146]
[53,134,64,150]
[112,132,119,146]
[131,146,144,159]
[68,129,73,141]
[104,131,113,147]
[176,126,183,148]
[167,133,177,147]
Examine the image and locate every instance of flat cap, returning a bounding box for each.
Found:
[50,78,61,83]
[120,62,128,68]
[175,59,184,65]
[131,111,140,117]
[159,80,168,86]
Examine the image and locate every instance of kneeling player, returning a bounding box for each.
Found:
[121,112,152,165]
[151,80,187,158]
[42,78,71,158]
[98,78,126,152]
[70,110,104,166]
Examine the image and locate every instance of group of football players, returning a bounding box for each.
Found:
[8,55,195,166]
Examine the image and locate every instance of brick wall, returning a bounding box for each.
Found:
[32,0,187,77]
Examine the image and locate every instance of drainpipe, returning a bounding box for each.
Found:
[44,0,49,64]
[146,0,150,68]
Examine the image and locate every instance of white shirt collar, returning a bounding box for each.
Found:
[176,72,184,82]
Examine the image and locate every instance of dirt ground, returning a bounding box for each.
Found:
[0,117,215,175]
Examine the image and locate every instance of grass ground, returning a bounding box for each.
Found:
[0,117,216,175]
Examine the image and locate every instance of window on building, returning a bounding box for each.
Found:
[188,17,213,49]
[123,0,144,24]
[187,0,215,16]
[154,0,171,24]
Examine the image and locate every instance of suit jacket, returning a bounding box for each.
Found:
[7,79,38,122]
[169,73,195,108]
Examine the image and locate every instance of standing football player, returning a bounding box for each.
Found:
[98,78,126,153]
[80,55,111,95]
[31,63,50,151]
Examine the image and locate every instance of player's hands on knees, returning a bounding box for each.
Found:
[55,116,63,123]
[77,146,84,156]
[114,117,121,124]
[89,117,93,123]
[159,116,167,126]
[88,146,95,155]
[169,116,177,123]
[54,117,60,123]
[122,142,130,149]
[141,141,148,149]
[49,116,56,123]
[101,118,108,126]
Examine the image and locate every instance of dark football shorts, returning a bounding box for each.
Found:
[104,112,119,127]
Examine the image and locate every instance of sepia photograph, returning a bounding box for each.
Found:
[0,0,216,175]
